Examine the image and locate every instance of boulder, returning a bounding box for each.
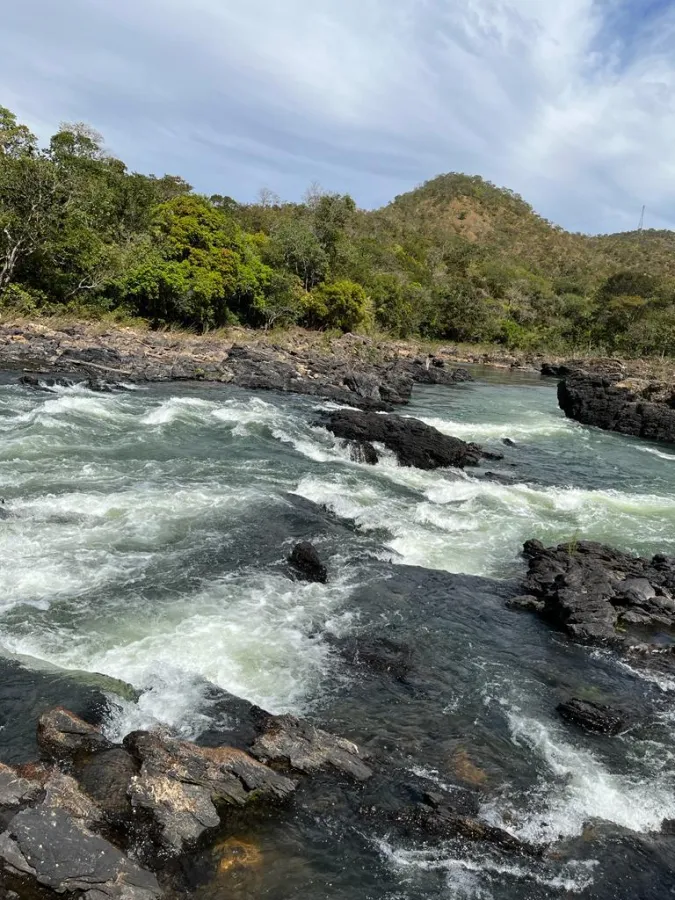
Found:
[0,806,161,900]
[123,730,295,855]
[73,748,138,821]
[558,370,675,444]
[0,764,43,814]
[288,541,328,584]
[318,410,499,470]
[557,698,628,736]
[37,707,113,760]
[327,634,413,681]
[250,714,372,781]
[514,539,675,644]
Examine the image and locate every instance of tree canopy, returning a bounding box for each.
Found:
[1,105,674,356]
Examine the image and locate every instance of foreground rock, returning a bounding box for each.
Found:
[319,410,500,470]
[288,541,328,584]
[516,539,675,644]
[557,698,629,735]
[250,714,373,781]
[558,369,675,444]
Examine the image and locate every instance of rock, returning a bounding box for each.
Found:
[288,541,328,584]
[123,730,295,855]
[250,714,372,781]
[506,595,545,613]
[347,441,379,465]
[37,707,113,759]
[18,374,75,391]
[517,539,675,645]
[327,635,413,681]
[0,806,161,900]
[502,437,517,447]
[0,764,43,813]
[557,698,628,735]
[73,748,138,821]
[558,370,675,444]
[319,410,497,470]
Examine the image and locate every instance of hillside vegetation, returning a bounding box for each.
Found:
[1,106,674,356]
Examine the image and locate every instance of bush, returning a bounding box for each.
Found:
[303,280,371,332]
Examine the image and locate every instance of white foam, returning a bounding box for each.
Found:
[481,711,675,843]
[639,446,675,461]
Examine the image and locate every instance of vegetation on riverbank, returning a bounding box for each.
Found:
[2,105,675,356]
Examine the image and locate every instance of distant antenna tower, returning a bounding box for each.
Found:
[637,205,645,233]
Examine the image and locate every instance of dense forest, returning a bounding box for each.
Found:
[2,105,675,356]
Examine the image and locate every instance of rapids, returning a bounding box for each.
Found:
[2,367,675,898]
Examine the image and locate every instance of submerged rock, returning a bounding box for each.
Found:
[558,370,675,444]
[319,410,499,470]
[288,541,328,584]
[250,714,373,781]
[327,634,413,681]
[557,698,629,735]
[515,539,675,644]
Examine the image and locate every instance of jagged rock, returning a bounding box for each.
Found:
[558,370,675,444]
[18,374,75,391]
[319,410,499,470]
[516,539,675,644]
[250,714,372,781]
[123,730,295,855]
[506,595,545,613]
[37,708,113,759]
[0,806,161,900]
[557,698,628,735]
[73,748,138,820]
[0,764,43,813]
[288,541,328,584]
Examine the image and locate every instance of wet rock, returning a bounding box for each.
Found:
[250,714,372,781]
[557,698,628,735]
[558,370,675,444]
[397,358,474,386]
[123,730,295,855]
[506,594,545,613]
[327,634,413,681]
[18,374,75,391]
[37,708,113,760]
[347,441,379,465]
[517,539,675,644]
[288,541,328,584]
[319,410,497,470]
[73,748,138,821]
[0,764,43,813]
[0,806,161,900]
[502,437,517,447]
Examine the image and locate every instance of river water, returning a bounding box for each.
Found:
[1,369,675,898]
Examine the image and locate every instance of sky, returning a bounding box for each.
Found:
[1,0,674,234]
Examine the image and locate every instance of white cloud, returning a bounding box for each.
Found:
[0,0,673,233]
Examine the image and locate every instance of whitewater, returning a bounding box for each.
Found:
[1,367,675,899]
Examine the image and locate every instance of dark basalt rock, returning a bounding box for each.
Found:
[347,441,379,465]
[319,410,499,471]
[515,539,675,644]
[0,806,161,900]
[397,358,474,386]
[327,634,413,681]
[557,698,628,735]
[250,713,373,781]
[558,370,675,444]
[288,541,328,584]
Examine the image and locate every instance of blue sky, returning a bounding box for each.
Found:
[1,0,674,234]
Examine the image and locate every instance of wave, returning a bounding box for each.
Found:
[639,446,675,461]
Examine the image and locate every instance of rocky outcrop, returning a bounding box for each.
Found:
[557,698,629,735]
[37,706,113,759]
[515,539,675,644]
[558,370,675,444]
[319,410,500,470]
[123,730,296,855]
[288,542,328,584]
[250,714,372,781]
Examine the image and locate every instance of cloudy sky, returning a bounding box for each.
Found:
[1,0,674,233]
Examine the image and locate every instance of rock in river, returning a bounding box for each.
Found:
[557,698,629,735]
[288,541,328,584]
[319,410,500,470]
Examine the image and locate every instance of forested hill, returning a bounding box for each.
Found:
[1,105,674,356]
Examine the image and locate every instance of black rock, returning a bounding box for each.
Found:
[558,370,675,444]
[327,635,413,681]
[288,542,328,584]
[557,698,628,735]
[347,441,379,465]
[319,410,497,471]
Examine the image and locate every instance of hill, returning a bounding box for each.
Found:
[1,104,674,357]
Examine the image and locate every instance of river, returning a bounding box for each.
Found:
[1,369,675,898]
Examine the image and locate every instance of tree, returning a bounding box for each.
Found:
[304,280,370,332]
